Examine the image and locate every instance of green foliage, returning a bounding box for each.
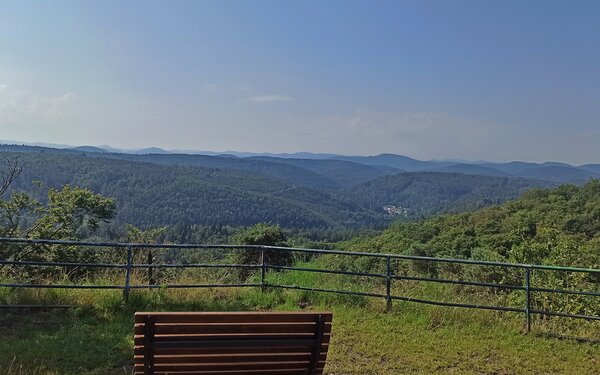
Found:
[344,180,600,266]
[41,185,116,237]
[340,180,600,315]
[231,223,291,280]
[2,186,115,238]
[0,185,116,281]
[346,172,556,217]
[232,223,287,246]
[124,224,166,244]
[0,184,115,242]
[3,151,382,229]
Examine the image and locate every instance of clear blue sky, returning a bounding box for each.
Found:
[1,0,598,163]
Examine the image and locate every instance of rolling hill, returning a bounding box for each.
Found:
[512,166,597,183]
[431,163,511,177]
[4,143,598,184]
[249,156,398,186]
[346,172,555,216]
[3,152,381,228]
[0,144,591,229]
[341,180,600,270]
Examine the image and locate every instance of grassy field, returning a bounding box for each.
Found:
[1,282,599,375]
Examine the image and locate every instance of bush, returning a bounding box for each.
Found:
[230,223,292,280]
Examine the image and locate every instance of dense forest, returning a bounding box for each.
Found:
[0,145,559,233]
[345,172,556,216]
[341,180,600,269]
[4,153,379,229]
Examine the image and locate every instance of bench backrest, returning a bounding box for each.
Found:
[134,311,333,375]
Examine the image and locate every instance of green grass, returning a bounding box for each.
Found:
[1,267,599,374]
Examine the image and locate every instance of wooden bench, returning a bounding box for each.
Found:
[134,311,333,375]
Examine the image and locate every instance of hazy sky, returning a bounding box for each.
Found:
[1,1,599,163]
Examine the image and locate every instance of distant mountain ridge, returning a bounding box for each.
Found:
[68,146,109,153]
[1,141,598,185]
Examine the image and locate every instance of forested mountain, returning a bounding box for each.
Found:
[333,153,451,171]
[341,180,600,270]
[249,156,398,186]
[91,151,600,184]
[513,166,597,183]
[3,144,599,185]
[0,145,442,191]
[70,151,343,191]
[580,164,600,174]
[346,172,555,216]
[4,152,382,228]
[431,164,511,177]
[68,146,109,153]
[0,144,594,232]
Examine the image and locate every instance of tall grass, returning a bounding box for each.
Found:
[2,257,598,338]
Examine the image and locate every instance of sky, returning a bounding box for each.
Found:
[0,0,599,164]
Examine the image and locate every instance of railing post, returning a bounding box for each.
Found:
[525,267,532,333]
[147,249,154,286]
[386,256,392,312]
[123,246,133,301]
[260,247,266,293]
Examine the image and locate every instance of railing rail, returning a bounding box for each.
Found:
[1,237,599,333]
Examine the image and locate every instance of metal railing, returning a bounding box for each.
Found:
[1,237,599,333]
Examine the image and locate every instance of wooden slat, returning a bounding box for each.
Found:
[136,369,313,375]
[135,322,332,335]
[134,353,328,364]
[134,333,330,346]
[134,368,325,374]
[134,344,329,356]
[134,312,333,324]
[134,356,328,370]
[134,353,327,364]
[135,362,320,371]
[135,362,328,371]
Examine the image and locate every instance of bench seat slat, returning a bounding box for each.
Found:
[134,334,331,346]
[135,362,323,371]
[134,322,332,335]
[136,369,316,375]
[134,344,329,356]
[134,312,332,324]
[134,353,327,364]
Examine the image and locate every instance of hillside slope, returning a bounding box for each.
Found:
[249,156,397,186]
[1,145,568,229]
[346,172,555,216]
[4,152,381,228]
[343,180,600,268]
[0,144,340,191]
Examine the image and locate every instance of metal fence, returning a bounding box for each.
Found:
[1,237,599,332]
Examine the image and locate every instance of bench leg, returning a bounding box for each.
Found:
[309,315,324,375]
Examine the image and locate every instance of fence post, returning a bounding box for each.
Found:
[386,256,392,312]
[260,247,266,293]
[147,249,154,286]
[525,267,532,333]
[123,246,133,301]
